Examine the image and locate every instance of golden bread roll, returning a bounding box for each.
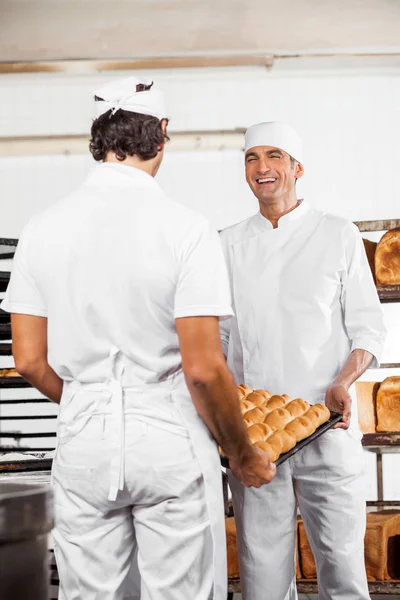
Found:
[284,415,315,442]
[239,400,256,414]
[268,429,297,454]
[244,406,268,425]
[238,384,253,394]
[247,423,274,444]
[237,388,248,401]
[246,391,268,407]
[282,394,292,404]
[265,395,287,411]
[375,229,400,285]
[254,389,272,401]
[285,399,310,418]
[254,437,283,462]
[376,376,400,432]
[264,407,292,430]
[307,403,331,426]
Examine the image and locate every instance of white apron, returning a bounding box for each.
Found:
[54,347,227,600]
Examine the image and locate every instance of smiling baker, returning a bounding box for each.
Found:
[219,121,387,599]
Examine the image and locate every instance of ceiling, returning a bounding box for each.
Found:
[1,0,400,63]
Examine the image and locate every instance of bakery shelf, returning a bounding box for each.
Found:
[227,579,400,597]
[0,323,11,340]
[0,343,11,356]
[355,219,400,232]
[0,375,31,388]
[363,433,400,449]
[0,271,10,293]
[377,285,400,303]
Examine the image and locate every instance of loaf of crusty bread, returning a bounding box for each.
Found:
[243,406,269,426]
[268,429,297,454]
[376,377,400,432]
[375,229,400,285]
[254,389,272,401]
[238,384,253,394]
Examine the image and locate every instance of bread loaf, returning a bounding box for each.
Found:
[246,391,268,407]
[244,406,268,426]
[356,381,379,433]
[285,399,310,418]
[255,438,282,462]
[285,415,315,442]
[238,384,253,394]
[238,388,248,401]
[239,400,256,414]
[299,511,400,581]
[265,395,287,411]
[264,407,292,430]
[225,517,240,579]
[375,229,400,285]
[247,422,273,444]
[254,389,272,401]
[268,429,297,454]
[376,377,400,432]
[307,403,331,425]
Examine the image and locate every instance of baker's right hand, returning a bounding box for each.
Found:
[229,446,276,487]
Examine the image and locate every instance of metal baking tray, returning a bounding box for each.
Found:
[221,411,342,469]
[0,271,10,293]
[0,458,53,473]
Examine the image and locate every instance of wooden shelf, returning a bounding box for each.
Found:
[363,433,400,449]
[228,579,400,595]
[377,285,400,303]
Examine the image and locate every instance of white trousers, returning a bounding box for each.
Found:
[52,405,214,600]
[228,428,370,600]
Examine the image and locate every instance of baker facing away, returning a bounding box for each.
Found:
[2,78,275,600]
[220,121,386,600]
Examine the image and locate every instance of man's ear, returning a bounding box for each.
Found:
[161,119,168,135]
[295,161,304,180]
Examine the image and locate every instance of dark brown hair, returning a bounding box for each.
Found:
[89,84,168,162]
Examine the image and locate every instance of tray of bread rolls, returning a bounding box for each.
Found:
[220,384,342,468]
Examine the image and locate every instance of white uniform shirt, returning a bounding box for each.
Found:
[2,163,233,386]
[220,201,386,405]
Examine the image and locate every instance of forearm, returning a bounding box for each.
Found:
[16,361,63,403]
[333,348,374,389]
[184,364,253,463]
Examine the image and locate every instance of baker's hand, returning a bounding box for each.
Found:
[325,383,351,429]
[229,447,276,487]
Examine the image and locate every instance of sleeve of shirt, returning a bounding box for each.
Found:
[1,221,47,317]
[174,220,234,322]
[218,230,232,357]
[341,223,386,368]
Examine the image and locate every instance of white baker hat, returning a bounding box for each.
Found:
[244,121,303,163]
[93,76,167,120]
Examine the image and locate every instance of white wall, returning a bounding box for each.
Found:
[1,63,400,499]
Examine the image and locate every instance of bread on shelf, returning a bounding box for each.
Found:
[375,228,400,285]
[376,376,400,432]
[0,368,21,377]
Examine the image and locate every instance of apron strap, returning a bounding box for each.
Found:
[107,346,125,502]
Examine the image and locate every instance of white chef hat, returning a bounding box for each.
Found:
[93,76,167,120]
[244,121,303,163]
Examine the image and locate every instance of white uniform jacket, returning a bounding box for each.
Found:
[220,201,386,429]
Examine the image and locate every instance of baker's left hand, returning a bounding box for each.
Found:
[325,383,351,430]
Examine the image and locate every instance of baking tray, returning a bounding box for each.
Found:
[220,411,342,469]
[0,375,32,388]
[0,458,53,473]
[0,271,10,293]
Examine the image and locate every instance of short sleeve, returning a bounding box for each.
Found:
[1,221,47,317]
[174,220,234,320]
